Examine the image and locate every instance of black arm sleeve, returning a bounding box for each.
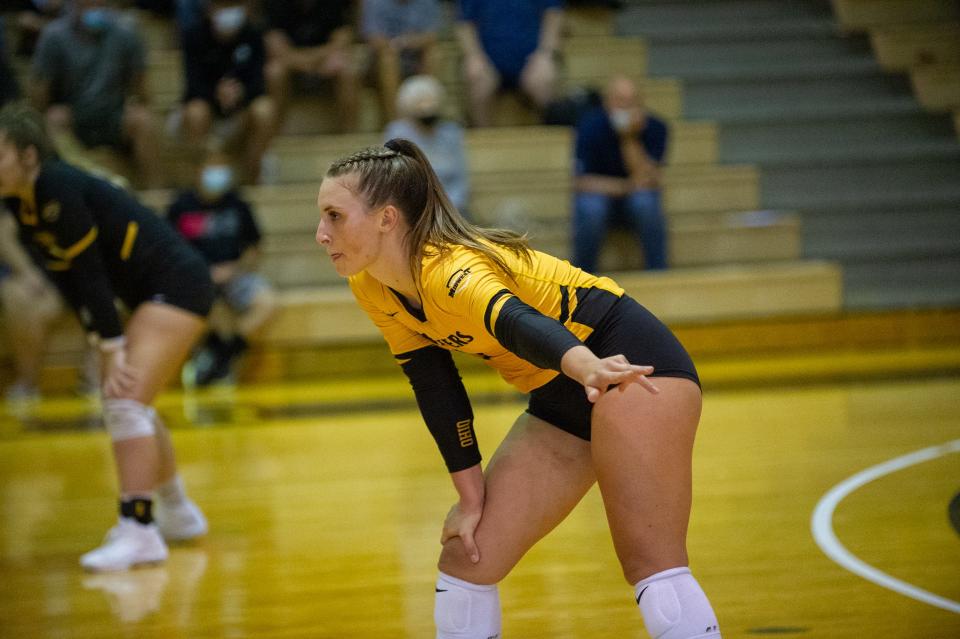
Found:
[398,345,481,473]
[493,296,583,372]
[41,190,123,339]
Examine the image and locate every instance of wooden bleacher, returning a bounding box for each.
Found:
[869,24,960,71]
[0,7,851,390]
[831,0,960,30]
[829,2,960,139]
[910,63,960,111]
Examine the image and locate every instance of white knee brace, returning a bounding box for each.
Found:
[434,572,501,639]
[103,399,156,442]
[634,567,720,639]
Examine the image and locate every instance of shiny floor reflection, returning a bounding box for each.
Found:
[0,373,958,638]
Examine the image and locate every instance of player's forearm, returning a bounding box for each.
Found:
[450,464,485,511]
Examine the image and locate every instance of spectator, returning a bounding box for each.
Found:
[180,0,277,184]
[29,0,162,188]
[361,0,442,124]
[167,150,276,385]
[10,0,66,57]
[572,75,668,273]
[456,0,564,127]
[384,75,469,214]
[263,0,360,132]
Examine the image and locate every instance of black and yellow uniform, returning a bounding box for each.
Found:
[2,160,214,340]
[350,243,698,472]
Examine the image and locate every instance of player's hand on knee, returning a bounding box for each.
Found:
[102,349,140,399]
[441,502,483,564]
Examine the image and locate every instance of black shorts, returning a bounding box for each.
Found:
[125,248,215,319]
[526,294,699,441]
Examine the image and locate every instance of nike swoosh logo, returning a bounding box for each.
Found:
[435,588,447,592]
[386,311,399,317]
[635,585,649,604]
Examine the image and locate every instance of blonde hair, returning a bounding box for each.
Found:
[325,139,532,283]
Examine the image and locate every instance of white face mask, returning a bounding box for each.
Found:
[212,6,246,36]
[609,108,634,132]
[201,165,233,196]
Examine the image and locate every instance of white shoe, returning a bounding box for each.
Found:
[153,498,208,542]
[80,519,168,572]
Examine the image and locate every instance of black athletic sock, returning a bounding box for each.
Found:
[119,497,154,525]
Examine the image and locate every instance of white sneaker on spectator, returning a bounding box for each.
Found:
[80,519,168,572]
[154,498,208,542]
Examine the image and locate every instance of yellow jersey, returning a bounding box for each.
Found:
[349,244,624,393]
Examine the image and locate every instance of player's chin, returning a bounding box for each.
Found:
[330,256,356,278]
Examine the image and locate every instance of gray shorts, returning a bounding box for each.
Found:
[218,272,271,313]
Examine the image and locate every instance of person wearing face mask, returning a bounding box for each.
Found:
[180,0,277,184]
[166,151,276,385]
[383,75,470,215]
[28,0,162,188]
[572,74,669,273]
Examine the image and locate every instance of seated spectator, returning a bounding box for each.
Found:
[166,150,276,385]
[0,206,63,404]
[383,75,469,214]
[572,75,668,273]
[361,0,441,124]
[263,0,360,132]
[456,0,564,127]
[180,0,277,184]
[29,0,161,187]
[10,0,66,56]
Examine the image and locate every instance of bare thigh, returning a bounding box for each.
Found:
[120,302,207,404]
[438,412,596,584]
[591,377,703,584]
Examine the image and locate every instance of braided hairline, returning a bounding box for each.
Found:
[329,146,401,174]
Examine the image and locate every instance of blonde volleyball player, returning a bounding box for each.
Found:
[315,138,721,638]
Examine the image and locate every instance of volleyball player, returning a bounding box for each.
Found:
[315,138,721,637]
[0,104,212,572]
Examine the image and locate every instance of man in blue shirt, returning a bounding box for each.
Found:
[456,0,564,126]
[573,75,668,272]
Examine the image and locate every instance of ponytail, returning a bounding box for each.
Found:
[325,138,532,284]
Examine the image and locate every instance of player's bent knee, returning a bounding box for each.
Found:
[438,538,511,586]
[103,398,156,442]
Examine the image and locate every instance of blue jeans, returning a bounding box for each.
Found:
[572,190,667,273]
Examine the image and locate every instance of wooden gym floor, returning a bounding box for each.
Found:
[0,357,958,638]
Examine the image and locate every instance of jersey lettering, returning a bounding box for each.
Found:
[421,330,475,349]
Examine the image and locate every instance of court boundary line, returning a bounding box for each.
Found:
[811,439,960,614]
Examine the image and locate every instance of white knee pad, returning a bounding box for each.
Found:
[634,567,720,639]
[434,572,501,639]
[103,399,156,442]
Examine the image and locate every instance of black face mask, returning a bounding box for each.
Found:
[417,114,440,127]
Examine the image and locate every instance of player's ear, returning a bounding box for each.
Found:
[378,204,401,233]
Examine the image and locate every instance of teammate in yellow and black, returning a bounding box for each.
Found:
[0,103,212,572]
[317,138,722,638]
